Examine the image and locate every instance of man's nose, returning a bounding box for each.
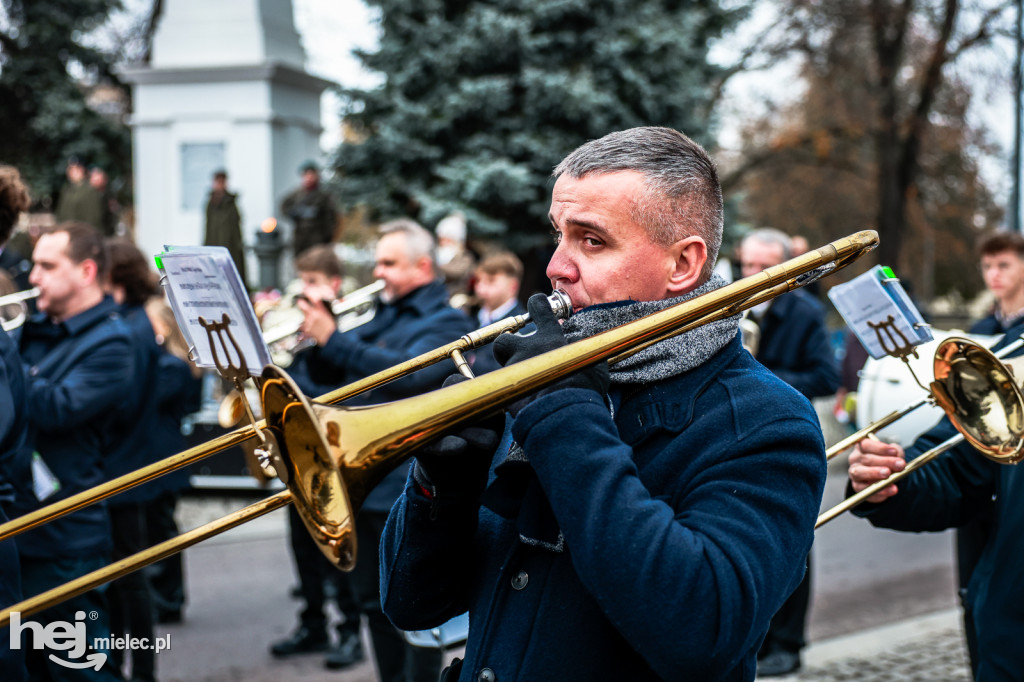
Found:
[546,244,577,284]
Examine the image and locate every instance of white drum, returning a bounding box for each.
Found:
[855,330,1001,447]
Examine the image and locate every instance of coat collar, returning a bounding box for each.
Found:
[25,295,121,338]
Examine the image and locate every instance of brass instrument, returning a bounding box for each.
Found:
[0,287,39,332]
[0,230,878,625]
[262,279,386,367]
[816,336,1024,528]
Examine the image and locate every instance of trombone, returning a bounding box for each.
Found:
[816,336,1024,528]
[0,230,879,625]
[0,287,39,332]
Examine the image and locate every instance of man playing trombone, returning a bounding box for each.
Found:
[380,127,828,681]
[847,240,1024,681]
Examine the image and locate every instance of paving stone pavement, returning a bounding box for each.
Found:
[760,609,972,681]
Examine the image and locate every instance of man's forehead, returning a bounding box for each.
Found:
[983,250,1024,263]
[34,232,70,259]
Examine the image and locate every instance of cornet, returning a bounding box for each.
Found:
[0,287,39,332]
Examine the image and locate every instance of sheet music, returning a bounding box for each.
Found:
[155,246,271,376]
[828,265,932,359]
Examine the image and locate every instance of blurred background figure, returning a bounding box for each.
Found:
[204,170,247,287]
[268,244,365,672]
[55,156,105,233]
[298,219,472,681]
[468,251,526,376]
[950,229,1024,676]
[89,166,119,237]
[434,211,476,304]
[104,237,164,682]
[0,164,32,682]
[282,162,339,259]
[738,227,839,677]
[143,300,203,627]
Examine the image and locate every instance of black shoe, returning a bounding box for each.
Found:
[324,631,364,670]
[757,649,801,677]
[270,627,330,657]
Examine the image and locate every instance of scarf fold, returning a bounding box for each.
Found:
[561,273,740,384]
[481,274,740,548]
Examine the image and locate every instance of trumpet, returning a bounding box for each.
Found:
[262,280,385,366]
[0,230,878,624]
[0,287,39,332]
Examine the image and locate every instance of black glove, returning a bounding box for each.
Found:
[492,293,610,416]
[413,374,504,495]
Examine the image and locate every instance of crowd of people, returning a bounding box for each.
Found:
[2,123,1022,682]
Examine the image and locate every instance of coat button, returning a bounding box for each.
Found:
[511,571,528,590]
[477,668,496,681]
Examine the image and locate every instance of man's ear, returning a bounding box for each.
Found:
[79,258,99,287]
[666,236,707,295]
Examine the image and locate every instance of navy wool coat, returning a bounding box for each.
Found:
[754,290,839,400]
[381,333,827,681]
[13,297,133,559]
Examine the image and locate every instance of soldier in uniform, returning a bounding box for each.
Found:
[54,157,105,232]
[281,162,338,258]
[203,170,247,287]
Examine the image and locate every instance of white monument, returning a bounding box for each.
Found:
[122,0,332,287]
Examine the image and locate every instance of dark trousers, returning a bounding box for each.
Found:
[351,510,442,682]
[0,506,26,682]
[109,504,155,682]
[761,552,812,656]
[144,492,185,619]
[20,554,123,681]
[957,519,990,678]
[287,505,361,636]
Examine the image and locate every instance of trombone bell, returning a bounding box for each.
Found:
[931,338,1024,464]
[261,368,358,570]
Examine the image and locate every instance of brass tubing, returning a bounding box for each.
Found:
[825,399,929,461]
[0,425,261,541]
[0,298,564,542]
[0,489,293,627]
[815,433,963,528]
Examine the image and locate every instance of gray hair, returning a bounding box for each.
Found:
[553,127,723,282]
[742,228,792,260]
[378,218,437,267]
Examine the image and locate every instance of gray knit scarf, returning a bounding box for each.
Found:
[560,273,740,384]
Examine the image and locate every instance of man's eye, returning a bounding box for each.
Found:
[584,236,602,247]
[550,230,562,245]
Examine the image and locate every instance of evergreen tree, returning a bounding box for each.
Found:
[334,0,743,246]
[0,0,130,206]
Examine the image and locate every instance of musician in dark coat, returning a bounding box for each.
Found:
[848,317,1024,682]
[738,227,840,676]
[380,128,826,681]
[13,222,131,681]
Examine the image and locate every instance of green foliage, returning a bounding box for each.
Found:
[0,0,130,207]
[334,0,743,246]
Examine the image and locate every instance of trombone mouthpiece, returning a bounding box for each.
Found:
[548,289,573,320]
